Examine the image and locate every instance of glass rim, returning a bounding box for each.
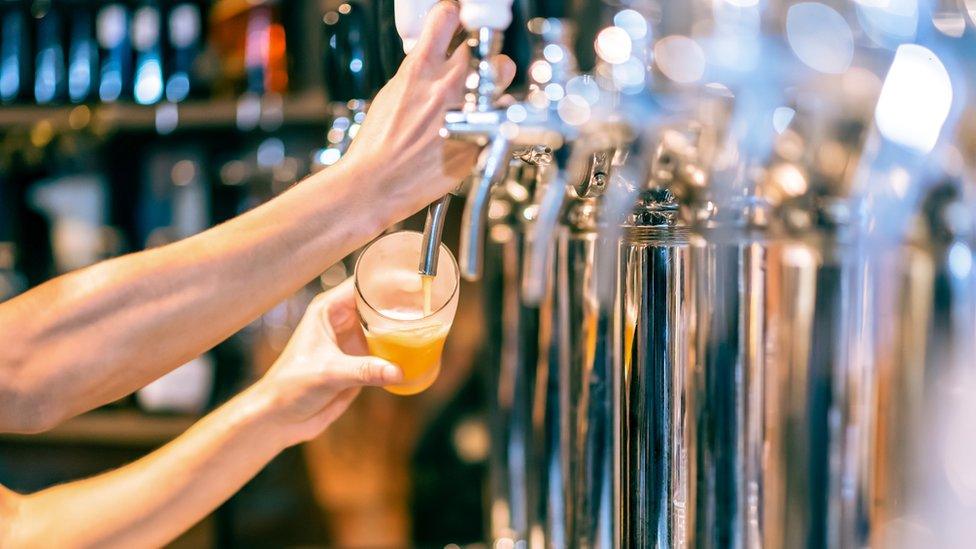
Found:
[354,230,460,321]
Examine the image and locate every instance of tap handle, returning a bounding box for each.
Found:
[394,0,515,50]
[394,0,439,52]
[322,1,382,101]
[459,0,514,30]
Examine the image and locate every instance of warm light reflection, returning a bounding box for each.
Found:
[595,26,632,65]
[654,35,706,84]
[558,94,591,126]
[770,162,808,197]
[875,44,953,154]
[530,60,553,84]
[842,67,884,102]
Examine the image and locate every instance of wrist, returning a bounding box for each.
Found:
[330,151,405,229]
[228,382,295,451]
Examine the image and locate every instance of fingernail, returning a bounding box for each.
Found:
[381,363,403,383]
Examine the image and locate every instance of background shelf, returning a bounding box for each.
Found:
[0,92,331,134]
[0,410,197,447]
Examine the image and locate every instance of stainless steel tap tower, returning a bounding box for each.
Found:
[387,0,976,546]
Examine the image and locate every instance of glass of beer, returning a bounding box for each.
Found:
[354,231,459,395]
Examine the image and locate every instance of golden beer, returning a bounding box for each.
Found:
[365,319,449,395]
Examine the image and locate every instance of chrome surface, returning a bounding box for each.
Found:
[419,195,452,276]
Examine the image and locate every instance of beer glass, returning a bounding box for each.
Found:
[354,230,460,395]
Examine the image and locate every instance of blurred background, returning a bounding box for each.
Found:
[5,0,976,547]
[0,0,507,546]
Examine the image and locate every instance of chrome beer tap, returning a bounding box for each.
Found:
[609,105,730,549]
[394,0,587,544]
[482,149,550,546]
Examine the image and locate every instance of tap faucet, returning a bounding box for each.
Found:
[396,0,516,278]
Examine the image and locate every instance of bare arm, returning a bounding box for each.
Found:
[1,281,400,549]
[0,1,514,433]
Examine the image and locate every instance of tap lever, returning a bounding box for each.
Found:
[419,194,452,277]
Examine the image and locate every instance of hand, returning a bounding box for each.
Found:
[341,0,517,221]
[251,280,402,445]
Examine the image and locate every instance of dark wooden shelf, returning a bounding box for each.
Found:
[0,410,197,447]
[0,92,330,133]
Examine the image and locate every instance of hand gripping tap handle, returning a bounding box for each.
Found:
[395,0,516,277]
[395,0,445,276]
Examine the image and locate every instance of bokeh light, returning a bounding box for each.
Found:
[786,3,854,74]
[596,27,632,65]
[654,35,706,84]
[875,44,953,154]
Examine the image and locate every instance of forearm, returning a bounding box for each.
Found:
[0,158,394,431]
[7,385,290,549]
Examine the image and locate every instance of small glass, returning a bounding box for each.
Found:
[354,230,460,395]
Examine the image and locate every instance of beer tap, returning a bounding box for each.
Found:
[396,0,515,278]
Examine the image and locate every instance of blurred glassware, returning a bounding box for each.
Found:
[97,2,133,102]
[166,1,207,103]
[132,0,164,105]
[209,0,288,96]
[34,2,67,105]
[68,7,98,103]
[1,2,33,104]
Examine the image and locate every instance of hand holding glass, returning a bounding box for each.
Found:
[354,231,459,395]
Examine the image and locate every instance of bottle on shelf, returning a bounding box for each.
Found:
[0,2,33,104]
[165,1,207,103]
[68,6,99,103]
[96,2,134,102]
[34,2,67,104]
[132,0,164,105]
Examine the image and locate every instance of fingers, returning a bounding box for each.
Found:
[318,279,358,330]
[444,46,469,105]
[330,355,403,388]
[412,1,460,63]
[493,55,517,91]
[444,51,517,107]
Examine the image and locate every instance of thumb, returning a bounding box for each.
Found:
[330,355,404,387]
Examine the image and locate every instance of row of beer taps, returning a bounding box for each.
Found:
[325,0,976,545]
